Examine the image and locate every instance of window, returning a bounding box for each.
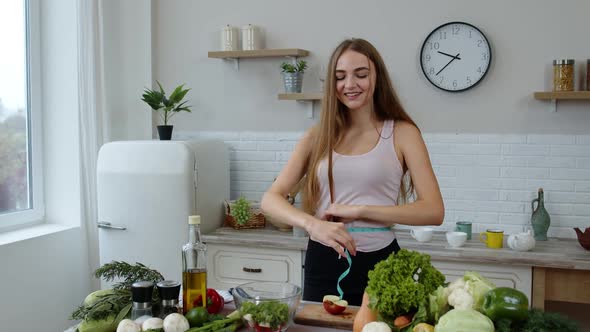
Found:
[0,0,43,230]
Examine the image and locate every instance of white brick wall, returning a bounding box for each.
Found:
[176,131,590,239]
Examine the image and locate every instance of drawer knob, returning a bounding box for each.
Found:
[243,267,262,273]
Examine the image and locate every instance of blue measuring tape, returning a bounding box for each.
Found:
[336,226,391,300]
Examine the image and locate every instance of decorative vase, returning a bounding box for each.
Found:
[157,125,173,140]
[282,72,303,93]
[531,188,550,241]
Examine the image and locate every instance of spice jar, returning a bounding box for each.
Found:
[157,280,181,319]
[131,281,154,320]
[553,59,574,91]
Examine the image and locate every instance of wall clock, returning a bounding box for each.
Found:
[420,21,492,92]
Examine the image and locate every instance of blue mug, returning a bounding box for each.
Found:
[455,221,473,240]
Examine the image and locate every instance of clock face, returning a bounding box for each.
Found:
[420,22,492,92]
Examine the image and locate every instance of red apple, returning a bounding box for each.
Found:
[322,295,348,315]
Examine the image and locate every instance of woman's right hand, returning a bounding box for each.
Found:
[306,218,357,257]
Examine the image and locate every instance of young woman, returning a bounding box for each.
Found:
[261,38,444,306]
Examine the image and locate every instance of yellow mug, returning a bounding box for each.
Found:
[479,229,504,249]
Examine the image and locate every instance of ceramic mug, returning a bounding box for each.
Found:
[410,227,434,242]
[455,221,473,240]
[480,229,504,249]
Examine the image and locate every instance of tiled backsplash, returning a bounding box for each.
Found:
[176,131,590,239]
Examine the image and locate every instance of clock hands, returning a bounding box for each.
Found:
[436,53,460,76]
[437,51,461,60]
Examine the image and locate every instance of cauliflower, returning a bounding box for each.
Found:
[447,287,474,310]
[429,271,496,324]
[445,271,494,311]
[447,277,466,294]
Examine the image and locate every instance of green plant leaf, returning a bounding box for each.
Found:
[141,89,164,110]
[169,84,190,104]
[141,81,193,125]
[281,60,307,73]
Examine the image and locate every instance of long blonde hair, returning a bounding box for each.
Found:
[302,38,418,215]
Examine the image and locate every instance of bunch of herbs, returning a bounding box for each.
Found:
[70,261,164,322]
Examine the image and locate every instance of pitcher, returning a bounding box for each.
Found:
[531,188,550,241]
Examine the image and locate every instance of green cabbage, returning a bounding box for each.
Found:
[428,285,450,322]
[463,271,495,311]
[365,249,445,323]
[434,309,494,332]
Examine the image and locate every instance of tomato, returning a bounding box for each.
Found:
[192,288,225,314]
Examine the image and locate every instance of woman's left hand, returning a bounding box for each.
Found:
[323,203,362,223]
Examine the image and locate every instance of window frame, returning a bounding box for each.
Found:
[0,0,44,230]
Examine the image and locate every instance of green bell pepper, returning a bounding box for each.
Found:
[481,287,529,321]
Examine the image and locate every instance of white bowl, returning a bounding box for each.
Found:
[446,231,467,248]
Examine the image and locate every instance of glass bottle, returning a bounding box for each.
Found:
[131,281,154,320]
[531,188,551,241]
[182,215,207,314]
[157,280,181,319]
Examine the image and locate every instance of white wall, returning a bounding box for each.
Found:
[0,228,90,331]
[177,130,590,239]
[150,0,590,133]
[101,0,153,141]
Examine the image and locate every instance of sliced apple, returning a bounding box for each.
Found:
[322,295,348,315]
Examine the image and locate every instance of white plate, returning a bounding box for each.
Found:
[217,289,233,303]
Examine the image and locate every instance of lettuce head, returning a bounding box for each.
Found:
[365,249,445,322]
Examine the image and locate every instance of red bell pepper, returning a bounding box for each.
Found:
[192,288,225,314]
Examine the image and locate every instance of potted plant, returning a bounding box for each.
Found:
[280,59,308,93]
[141,81,192,140]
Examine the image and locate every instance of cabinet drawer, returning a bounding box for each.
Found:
[206,244,302,290]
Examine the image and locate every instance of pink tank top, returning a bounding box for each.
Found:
[314,119,403,252]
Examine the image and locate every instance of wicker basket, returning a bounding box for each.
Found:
[224,200,266,230]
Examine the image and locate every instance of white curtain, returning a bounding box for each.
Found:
[77,0,107,289]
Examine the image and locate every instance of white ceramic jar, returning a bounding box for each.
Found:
[241,24,263,50]
[221,25,239,51]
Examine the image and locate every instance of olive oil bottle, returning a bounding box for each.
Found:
[182,215,207,313]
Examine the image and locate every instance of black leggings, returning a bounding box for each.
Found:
[303,238,401,306]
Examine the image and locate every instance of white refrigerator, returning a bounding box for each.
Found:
[96,140,229,285]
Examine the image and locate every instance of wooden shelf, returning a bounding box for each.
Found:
[534,91,590,100]
[208,48,309,59]
[278,93,323,101]
[278,93,322,119]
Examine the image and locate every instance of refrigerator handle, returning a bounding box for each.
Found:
[97,221,127,230]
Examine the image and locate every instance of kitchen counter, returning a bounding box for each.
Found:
[203,227,590,270]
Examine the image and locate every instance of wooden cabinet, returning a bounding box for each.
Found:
[206,243,303,290]
[532,267,590,309]
[432,260,532,301]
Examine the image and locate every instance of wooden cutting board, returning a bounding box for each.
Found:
[294,303,359,330]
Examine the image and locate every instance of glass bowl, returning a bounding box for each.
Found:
[232,281,302,332]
